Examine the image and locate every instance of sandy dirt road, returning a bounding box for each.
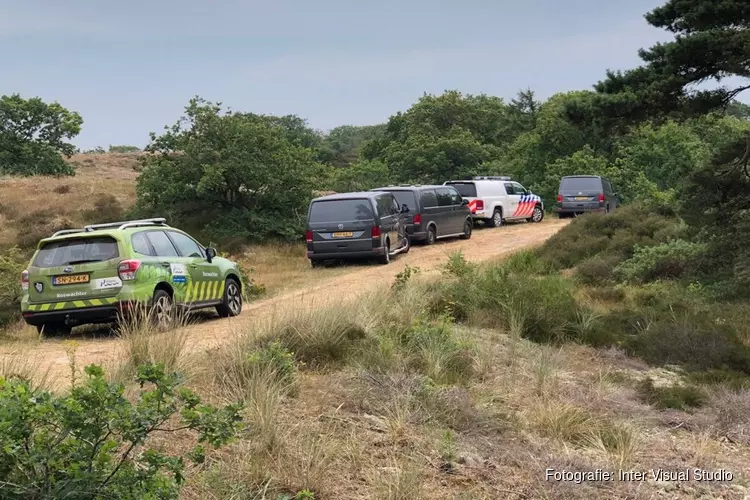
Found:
[1,218,569,384]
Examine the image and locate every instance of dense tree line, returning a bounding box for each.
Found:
[1,0,748,290]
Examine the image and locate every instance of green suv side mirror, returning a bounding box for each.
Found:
[206,247,217,262]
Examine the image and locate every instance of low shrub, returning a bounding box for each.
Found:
[576,253,623,284]
[0,363,242,500]
[624,312,750,374]
[14,210,77,248]
[537,203,682,270]
[82,193,125,223]
[614,239,706,283]
[637,378,707,410]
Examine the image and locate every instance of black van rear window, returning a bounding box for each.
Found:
[381,190,417,211]
[560,177,602,192]
[33,236,120,268]
[309,199,374,222]
[445,182,477,197]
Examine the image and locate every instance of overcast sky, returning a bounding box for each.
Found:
[2,0,684,149]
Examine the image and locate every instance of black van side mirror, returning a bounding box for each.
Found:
[401,204,410,213]
[461,198,470,206]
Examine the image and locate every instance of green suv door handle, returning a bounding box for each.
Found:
[160,262,171,267]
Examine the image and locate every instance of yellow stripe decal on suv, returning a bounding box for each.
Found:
[27,297,118,312]
[218,280,225,299]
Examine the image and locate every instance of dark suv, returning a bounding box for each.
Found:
[306,191,410,266]
[554,175,619,218]
[371,185,473,245]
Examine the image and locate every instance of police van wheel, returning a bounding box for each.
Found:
[460,219,472,239]
[217,278,243,318]
[36,323,72,337]
[488,209,503,228]
[529,206,544,223]
[426,226,437,245]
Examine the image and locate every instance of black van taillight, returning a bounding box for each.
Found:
[557,194,563,203]
[598,194,605,203]
[305,230,313,243]
[413,214,422,225]
[371,226,381,238]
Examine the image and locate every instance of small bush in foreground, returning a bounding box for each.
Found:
[0,363,243,500]
[0,246,27,326]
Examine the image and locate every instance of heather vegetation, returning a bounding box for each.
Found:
[2,0,750,497]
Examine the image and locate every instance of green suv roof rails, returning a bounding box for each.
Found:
[50,218,169,238]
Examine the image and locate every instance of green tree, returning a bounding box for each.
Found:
[0,94,82,176]
[327,159,391,192]
[0,363,242,500]
[363,90,515,183]
[136,97,324,242]
[324,124,386,168]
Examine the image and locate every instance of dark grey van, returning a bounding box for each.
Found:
[554,175,619,218]
[306,191,410,267]
[370,185,473,245]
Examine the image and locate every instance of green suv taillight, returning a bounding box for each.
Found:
[118,259,141,281]
[21,270,29,291]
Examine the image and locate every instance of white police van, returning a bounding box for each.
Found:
[443,176,544,227]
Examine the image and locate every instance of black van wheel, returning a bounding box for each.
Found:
[528,206,544,223]
[401,234,410,254]
[217,278,242,318]
[426,226,437,245]
[487,209,503,228]
[36,323,72,337]
[379,239,391,265]
[310,259,323,268]
[460,219,472,239]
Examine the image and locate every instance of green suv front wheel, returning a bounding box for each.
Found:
[217,278,242,318]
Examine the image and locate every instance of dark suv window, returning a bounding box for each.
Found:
[445,182,477,198]
[560,177,603,193]
[309,199,374,222]
[146,231,179,257]
[167,231,205,258]
[420,189,438,208]
[33,236,120,268]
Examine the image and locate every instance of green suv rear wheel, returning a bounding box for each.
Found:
[36,323,73,337]
[216,278,242,317]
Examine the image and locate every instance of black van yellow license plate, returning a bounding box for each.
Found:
[332,231,353,238]
[53,274,90,285]
[575,196,588,200]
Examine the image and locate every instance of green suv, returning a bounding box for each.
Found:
[20,218,244,335]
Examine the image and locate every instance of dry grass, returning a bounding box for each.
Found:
[0,346,51,390]
[107,303,197,383]
[0,154,138,247]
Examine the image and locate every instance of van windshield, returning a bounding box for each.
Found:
[33,236,120,268]
[445,182,477,198]
[309,199,374,222]
[380,190,417,211]
[560,177,602,193]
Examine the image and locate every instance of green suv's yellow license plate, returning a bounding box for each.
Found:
[53,274,90,285]
[332,232,353,238]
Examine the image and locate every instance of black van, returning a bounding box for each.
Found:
[306,191,410,267]
[370,185,473,245]
[554,175,619,218]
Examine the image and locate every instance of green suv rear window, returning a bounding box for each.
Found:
[33,236,120,268]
